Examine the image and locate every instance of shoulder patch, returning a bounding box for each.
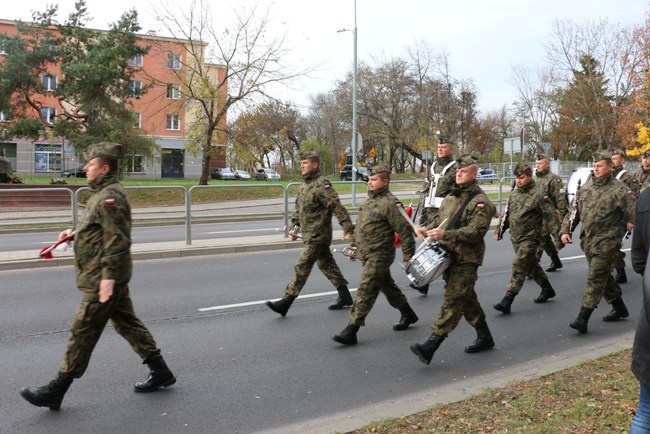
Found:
[104,198,116,205]
[543,195,550,201]
[324,182,332,189]
[556,179,562,183]
[627,190,634,195]
[476,202,485,209]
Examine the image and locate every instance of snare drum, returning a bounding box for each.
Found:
[404,241,451,287]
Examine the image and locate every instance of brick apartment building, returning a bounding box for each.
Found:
[0,19,227,179]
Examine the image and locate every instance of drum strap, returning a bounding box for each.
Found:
[446,189,483,230]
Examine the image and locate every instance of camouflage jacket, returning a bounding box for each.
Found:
[561,174,634,254]
[292,171,353,244]
[429,181,495,266]
[352,184,415,263]
[74,172,132,290]
[498,180,560,244]
[635,168,650,193]
[424,155,457,208]
[613,166,640,197]
[535,168,568,218]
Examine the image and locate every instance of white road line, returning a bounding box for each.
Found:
[197,247,632,312]
[197,288,358,312]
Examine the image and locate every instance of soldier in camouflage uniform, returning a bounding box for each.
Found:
[534,153,568,272]
[266,150,355,317]
[410,154,496,365]
[493,161,562,314]
[635,150,650,194]
[610,148,640,284]
[561,150,635,334]
[412,134,457,295]
[332,163,418,346]
[20,143,175,411]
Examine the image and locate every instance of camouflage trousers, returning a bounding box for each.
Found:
[59,285,160,378]
[536,232,559,261]
[349,258,408,326]
[430,263,486,337]
[285,242,348,297]
[509,239,548,294]
[581,251,623,309]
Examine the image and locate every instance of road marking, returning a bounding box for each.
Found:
[198,288,358,312]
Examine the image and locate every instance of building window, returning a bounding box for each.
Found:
[132,112,142,128]
[41,107,56,124]
[167,83,181,99]
[0,110,9,122]
[34,144,61,172]
[167,52,181,70]
[128,80,142,98]
[125,155,145,173]
[166,114,180,131]
[128,53,143,67]
[42,74,57,92]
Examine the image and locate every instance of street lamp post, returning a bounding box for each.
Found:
[338,0,358,207]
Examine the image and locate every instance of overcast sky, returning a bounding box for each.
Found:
[3,0,646,114]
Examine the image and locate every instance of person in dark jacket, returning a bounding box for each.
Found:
[20,142,175,411]
[630,186,650,432]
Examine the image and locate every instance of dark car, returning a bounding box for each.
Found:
[211,168,237,180]
[477,168,497,183]
[255,168,281,181]
[340,165,369,181]
[234,169,252,180]
[64,165,86,178]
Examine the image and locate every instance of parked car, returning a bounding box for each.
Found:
[477,168,497,183]
[64,165,86,178]
[255,168,281,181]
[211,167,237,180]
[340,164,369,181]
[234,169,252,180]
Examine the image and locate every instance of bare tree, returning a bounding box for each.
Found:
[153,0,307,184]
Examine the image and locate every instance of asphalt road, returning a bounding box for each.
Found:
[0,235,640,433]
[0,220,289,253]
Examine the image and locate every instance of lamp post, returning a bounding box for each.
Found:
[338,0,358,207]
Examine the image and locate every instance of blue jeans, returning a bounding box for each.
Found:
[631,383,650,433]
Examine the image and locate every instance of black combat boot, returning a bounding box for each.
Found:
[602,297,629,322]
[545,254,563,272]
[393,304,418,331]
[570,307,594,333]
[409,282,429,295]
[20,373,73,410]
[265,294,296,317]
[410,333,446,365]
[465,321,495,353]
[328,285,353,310]
[134,354,176,393]
[534,280,556,303]
[615,268,627,284]
[332,324,360,346]
[493,291,516,314]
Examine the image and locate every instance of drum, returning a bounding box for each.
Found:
[404,241,451,287]
[566,167,592,204]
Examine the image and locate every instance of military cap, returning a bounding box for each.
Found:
[437,133,454,145]
[593,150,612,162]
[299,149,320,161]
[536,153,549,161]
[610,148,626,157]
[643,150,650,159]
[514,161,531,177]
[367,163,390,175]
[455,153,478,168]
[86,142,123,161]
